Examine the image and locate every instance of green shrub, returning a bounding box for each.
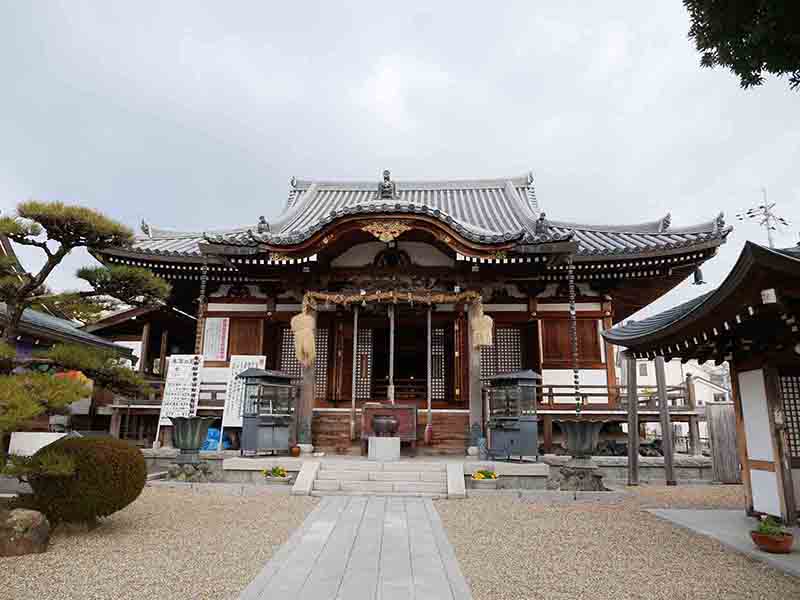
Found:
[28,436,146,524]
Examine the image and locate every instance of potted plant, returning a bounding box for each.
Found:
[751,516,794,554]
[470,469,499,490]
[260,466,291,485]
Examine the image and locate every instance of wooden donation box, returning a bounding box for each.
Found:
[360,403,418,454]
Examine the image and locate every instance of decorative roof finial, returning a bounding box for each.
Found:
[715,212,726,232]
[527,171,534,185]
[534,212,549,237]
[140,219,151,237]
[257,216,269,234]
[290,176,297,189]
[660,213,672,232]
[377,169,398,199]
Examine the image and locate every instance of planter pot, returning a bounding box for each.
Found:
[261,476,292,486]
[471,478,498,490]
[170,417,216,464]
[751,531,794,554]
[290,446,301,458]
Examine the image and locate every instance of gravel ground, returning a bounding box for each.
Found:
[2,486,317,600]
[436,485,800,600]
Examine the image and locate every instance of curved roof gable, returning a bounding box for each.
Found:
[125,173,730,259]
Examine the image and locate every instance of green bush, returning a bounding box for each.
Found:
[28,436,146,524]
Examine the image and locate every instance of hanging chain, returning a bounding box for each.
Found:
[567,256,581,414]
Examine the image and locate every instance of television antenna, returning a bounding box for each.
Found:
[735,188,790,248]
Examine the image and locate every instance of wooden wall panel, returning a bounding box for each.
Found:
[541,317,603,367]
[229,318,263,356]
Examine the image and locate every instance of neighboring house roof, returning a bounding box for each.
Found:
[603,241,800,351]
[0,302,131,354]
[82,303,196,333]
[127,174,730,259]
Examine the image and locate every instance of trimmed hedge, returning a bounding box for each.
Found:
[29,436,146,524]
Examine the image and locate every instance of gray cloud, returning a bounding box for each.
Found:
[1,1,797,316]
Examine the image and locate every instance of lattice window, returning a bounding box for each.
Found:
[780,373,800,460]
[315,327,329,400]
[278,326,330,400]
[355,328,373,400]
[431,328,446,400]
[480,327,523,378]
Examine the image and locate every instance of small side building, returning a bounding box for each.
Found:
[605,241,800,522]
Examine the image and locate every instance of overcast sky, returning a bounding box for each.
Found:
[1,1,798,318]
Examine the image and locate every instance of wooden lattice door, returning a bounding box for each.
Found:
[278,325,330,401]
[780,371,800,467]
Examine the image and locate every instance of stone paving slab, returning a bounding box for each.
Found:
[649,509,800,578]
[239,496,472,599]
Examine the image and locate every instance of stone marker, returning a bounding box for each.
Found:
[368,436,400,461]
[0,508,50,556]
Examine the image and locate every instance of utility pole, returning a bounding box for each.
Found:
[736,188,790,249]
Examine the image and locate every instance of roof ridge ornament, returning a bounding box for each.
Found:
[376,169,398,199]
[714,212,726,232]
[526,171,539,213]
[140,219,151,238]
[660,213,672,232]
[534,212,549,236]
[257,216,269,233]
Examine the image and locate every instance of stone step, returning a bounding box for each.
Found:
[318,461,447,473]
[313,479,446,494]
[310,490,446,499]
[316,470,446,482]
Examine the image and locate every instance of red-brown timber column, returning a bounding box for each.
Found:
[602,299,618,405]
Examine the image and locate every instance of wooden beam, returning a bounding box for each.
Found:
[139,321,151,374]
[625,352,639,486]
[685,373,702,455]
[159,329,169,379]
[655,356,676,485]
[350,306,359,440]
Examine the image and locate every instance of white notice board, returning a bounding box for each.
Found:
[202,317,230,361]
[158,354,203,427]
[221,355,267,428]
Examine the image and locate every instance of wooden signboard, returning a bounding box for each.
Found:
[203,317,230,361]
[157,354,203,427]
[221,355,267,429]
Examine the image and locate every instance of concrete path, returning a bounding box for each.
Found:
[239,496,472,600]
[649,509,800,578]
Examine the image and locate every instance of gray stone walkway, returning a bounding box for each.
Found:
[649,509,800,578]
[239,496,472,600]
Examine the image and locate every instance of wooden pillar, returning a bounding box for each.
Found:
[542,416,553,453]
[602,301,618,406]
[350,306,359,440]
[388,304,395,404]
[159,330,169,378]
[109,411,122,439]
[625,352,639,486]
[138,322,151,374]
[467,306,483,433]
[298,311,317,447]
[655,356,676,485]
[685,373,702,455]
[425,306,433,444]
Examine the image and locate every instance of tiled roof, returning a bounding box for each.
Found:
[0,302,131,352]
[603,241,800,348]
[126,174,731,259]
[602,291,714,344]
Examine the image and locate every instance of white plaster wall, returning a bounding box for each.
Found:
[9,432,66,457]
[739,369,774,462]
[541,368,608,403]
[751,469,782,517]
[330,241,454,267]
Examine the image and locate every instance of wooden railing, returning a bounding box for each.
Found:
[534,383,693,411]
